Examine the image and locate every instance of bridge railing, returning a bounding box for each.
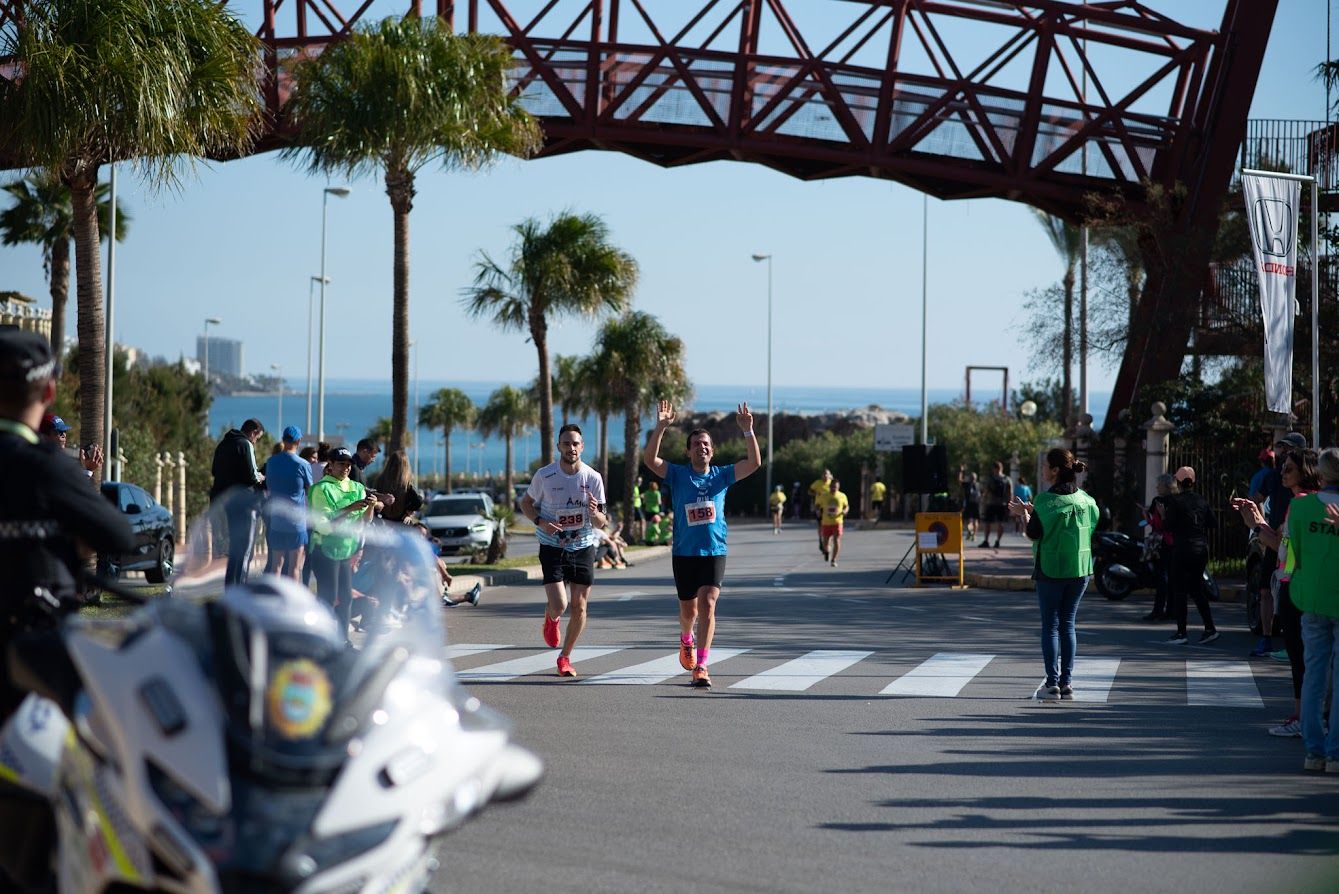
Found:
[1237,119,1339,191]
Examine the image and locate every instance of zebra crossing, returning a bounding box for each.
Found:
[445,643,1278,705]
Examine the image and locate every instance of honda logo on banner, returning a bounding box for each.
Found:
[1242,173,1301,415]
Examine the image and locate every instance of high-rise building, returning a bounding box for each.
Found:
[196,335,243,378]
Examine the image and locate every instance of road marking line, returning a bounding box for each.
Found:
[1071,657,1121,702]
[880,653,994,697]
[772,577,785,587]
[730,650,873,691]
[445,643,508,661]
[582,648,750,685]
[613,591,649,601]
[1186,660,1263,708]
[456,647,624,682]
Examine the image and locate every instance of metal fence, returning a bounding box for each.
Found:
[1167,440,1257,565]
[1238,119,1339,190]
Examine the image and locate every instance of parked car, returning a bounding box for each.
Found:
[98,481,174,583]
[422,492,496,555]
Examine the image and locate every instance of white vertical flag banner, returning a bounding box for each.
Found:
[1242,173,1301,414]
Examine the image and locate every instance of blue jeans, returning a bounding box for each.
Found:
[1037,576,1088,686]
[1300,613,1339,758]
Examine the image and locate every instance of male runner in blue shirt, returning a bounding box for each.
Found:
[643,399,760,688]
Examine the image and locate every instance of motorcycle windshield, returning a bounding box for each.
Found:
[171,489,451,781]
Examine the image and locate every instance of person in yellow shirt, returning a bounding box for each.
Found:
[809,469,833,558]
[869,477,888,522]
[769,484,787,534]
[817,478,850,567]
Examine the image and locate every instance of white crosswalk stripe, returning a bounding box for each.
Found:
[731,650,873,692]
[879,653,994,697]
[1186,660,1264,708]
[456,647,625,682]
[1070,657,1122,703]
[445,643,508,661]
[583,648,750,685]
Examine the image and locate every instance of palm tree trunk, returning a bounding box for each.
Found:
[598,410,609,487]
[386,168,415,454]
[621,402,639,541]
[443,425,453,493]
[532,315,553,467]
[49,236,70,369]
[68,169,105,449]
[1062,269,1074,430]
[503,431,515,506]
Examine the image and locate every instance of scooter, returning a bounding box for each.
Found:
[0,497,542,893]
[1092,525,1219,603]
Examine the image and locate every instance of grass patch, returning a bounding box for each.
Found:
[444,555,539,574]
[1209,557,1246,580]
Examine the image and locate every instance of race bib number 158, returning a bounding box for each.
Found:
[686,501,716,526]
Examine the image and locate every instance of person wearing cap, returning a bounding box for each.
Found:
[263,425,313,580]
[308,446,381,644]
[0,328,134,712]
[1160,466,1219,645]
[209,418,266,586]
[37,412,69,448]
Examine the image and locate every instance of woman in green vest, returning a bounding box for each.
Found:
[1287,447,1339,771]
[308,446,380,643]
[1008,447,1099,701]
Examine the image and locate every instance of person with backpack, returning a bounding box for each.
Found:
[958,467,980,541]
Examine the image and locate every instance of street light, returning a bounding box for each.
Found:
[202,317,221,385]
[306,275,329,439]
[317,185,351,442]
[751,253,774,506]
[271,363,283,436]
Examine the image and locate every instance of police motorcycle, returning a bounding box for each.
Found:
[1092,521,1219,603]
[0,494,542,893]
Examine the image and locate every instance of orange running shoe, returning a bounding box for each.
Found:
[542,614,560,648]
[679,637,696,671]
[691,665,711,688]
[556,655,576,677]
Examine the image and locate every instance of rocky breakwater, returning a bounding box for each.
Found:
[678,405,909,449]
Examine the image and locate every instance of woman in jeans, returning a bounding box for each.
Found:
[1009,448,1100,701]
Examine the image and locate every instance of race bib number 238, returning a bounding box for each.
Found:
[686,501,716,526]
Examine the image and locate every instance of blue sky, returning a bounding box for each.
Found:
[0,0,1330,396]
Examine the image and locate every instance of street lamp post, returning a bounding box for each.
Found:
[317,186,351,442]
[751,253,774,505]
[202,317,221,386]
[271,363,283,435]
[306,275,328,440]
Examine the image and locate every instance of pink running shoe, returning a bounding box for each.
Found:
[556,655,576,677]
[542,614,561,648]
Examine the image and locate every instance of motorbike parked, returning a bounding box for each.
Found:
[0,495,541,893]
[1092,525,1219,603]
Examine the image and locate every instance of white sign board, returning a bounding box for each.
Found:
[875,423,915,452]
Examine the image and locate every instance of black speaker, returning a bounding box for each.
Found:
[902,444,948,494]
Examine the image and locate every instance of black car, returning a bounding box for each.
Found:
[99,481,175,584]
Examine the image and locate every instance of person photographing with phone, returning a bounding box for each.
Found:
[308,446,381,645]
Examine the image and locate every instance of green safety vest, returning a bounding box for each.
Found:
[1286,493,1339,617]
[632,485,641,509]
[308,476,368,560]
[1031,489,1099,579]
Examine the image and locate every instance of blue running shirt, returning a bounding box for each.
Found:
[527,462,607,551]
[665,462,736,556]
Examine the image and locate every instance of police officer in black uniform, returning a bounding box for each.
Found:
[0,326,135,891]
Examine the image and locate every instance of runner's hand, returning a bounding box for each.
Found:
[736,402,753,432]
[656,400,675,429]
[587,493,601,518]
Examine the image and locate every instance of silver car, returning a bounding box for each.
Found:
[423,493,496,554]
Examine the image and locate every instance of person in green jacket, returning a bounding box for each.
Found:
[308,446,380,644]
[1287,446,1339,772]
[1009,447,1099,701]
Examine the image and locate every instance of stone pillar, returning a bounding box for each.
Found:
[1009,451,1020,493]
[1142,402,1174,509]
[154,453,165,504]
[175,451,188,545]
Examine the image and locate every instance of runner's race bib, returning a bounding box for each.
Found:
[686,500,716,526]
[555,508,586,531]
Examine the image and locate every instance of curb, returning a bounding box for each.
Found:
[962,574,1248,603]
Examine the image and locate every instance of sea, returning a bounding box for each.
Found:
[211,379,1110,480]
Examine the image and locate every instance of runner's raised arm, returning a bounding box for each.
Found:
[643,399,675,479]
[733,401,762,481]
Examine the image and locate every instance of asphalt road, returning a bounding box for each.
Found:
[430,522,1339,894]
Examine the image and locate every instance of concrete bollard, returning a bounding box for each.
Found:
[1142,402,1173,509]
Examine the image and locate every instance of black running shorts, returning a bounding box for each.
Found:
[984,504,1008,524]
[539,544,596,586]
[672,554,727,601]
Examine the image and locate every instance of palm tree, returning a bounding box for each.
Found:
[0,175,129,368]
[418,387,476,493]
[283,15,541,455]
[550,354,585,425]
[463,212,639,467]
[594,312,691,537]
[476,385,537,505]
[0,0,261,448]
[575,352,619,486]
[1033,210,1083,428]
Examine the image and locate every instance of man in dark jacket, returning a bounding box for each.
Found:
[1161,466,1218,645]
[210,418,265,584]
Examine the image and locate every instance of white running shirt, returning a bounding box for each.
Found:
[527,462,607,551]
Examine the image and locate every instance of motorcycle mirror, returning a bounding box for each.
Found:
[489,744,545,803]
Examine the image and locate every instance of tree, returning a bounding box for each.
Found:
[284,15,541,456]
[0,174,129,368]
[476,385,537,504]
[594,312,691,537]
[0,0,261,448]
[550,354,584,424]
[574,353,619,485]
[463,212,638,467]
[418,387,476,493]
[1032,210,1082,428]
